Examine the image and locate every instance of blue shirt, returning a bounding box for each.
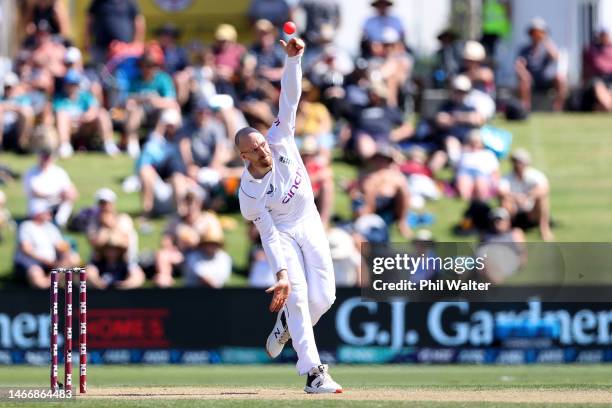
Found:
[52,91,98,119]
[129,70,176,99]
[363,15,405,43]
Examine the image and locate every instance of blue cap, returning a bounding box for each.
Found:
[64,69,81,85]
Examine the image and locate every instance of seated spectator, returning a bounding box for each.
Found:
[300,137,334,228]
[53,69,119,158]
[154,190,221,288]
[136,109,190,219]
[176,46,217,106]
[85,188,144,289]
[295,80,335,160]
[582,28,612,111]
[350,81,413,160]
[351,144,412,238]
[399,146,440,208]
[247,0,294,27]
[213,24,246,80]
[361,0,405,56]
[432,28,462,88]
[327,227,361,287]
[247,222,274,288]
[124,46,178,158]
[0,72,34,152]
[13,200,80,289]
[455,130,499,201]
[23,147,78,228]
[515,18,567,111]
[26,20,67,79]
[250,19,285,83]
[155,23,189,75]
[183,221,232,288]
[304,24,354,86]
[477,207,526,284]
[433,75,485,170]
[86,0,145,66]
[236,54,278,127]
[461,40,496,120]
[498,148,553,241]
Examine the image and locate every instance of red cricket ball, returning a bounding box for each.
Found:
[283,21,296,35]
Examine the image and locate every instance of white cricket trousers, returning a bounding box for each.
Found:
[278,211,336,375]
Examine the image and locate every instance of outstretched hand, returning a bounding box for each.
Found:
[280,37,305,58]
[265,276,291,312]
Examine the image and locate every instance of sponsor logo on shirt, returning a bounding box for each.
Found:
[279,156,292,166]
[274,118,280,127]
[281,169,303,204]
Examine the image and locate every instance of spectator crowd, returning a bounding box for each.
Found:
[2,0,608,290]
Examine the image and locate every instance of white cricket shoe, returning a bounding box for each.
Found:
[58,142,74,158]
[304,364,343,394]
[265,307,290,358]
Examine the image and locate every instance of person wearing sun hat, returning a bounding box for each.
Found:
[183,221,232,288]
[213,23,246,78]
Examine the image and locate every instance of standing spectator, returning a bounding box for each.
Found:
[13,200,80,289]
[183,222,232,288]
[136,109,190,219]
[124,46,178,158]
[351,144,412,238]
[23,147,78,228]
[213,24,246,80]
[300,0,341,44]
[155,23,189,75]
[250,19,285,83]
[300,137,334,228]
[85,188,145,289]
[480,0,511,58]
[53,69,119,158]
[86,0,145,65]
[582,28,612,111]
[22,0,71,39]
[498,148,553,241]
[515,18,567,111]
[247,0,295,27]
[361,0,405,52]
[432,28,462,88]
[455,130,499,201]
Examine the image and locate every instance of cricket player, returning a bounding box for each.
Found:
[236,37,342,394]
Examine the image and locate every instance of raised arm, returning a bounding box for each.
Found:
[267,38,305,144]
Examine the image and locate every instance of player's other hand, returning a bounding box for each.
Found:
[280,38,305,58]
[266,276,291,312]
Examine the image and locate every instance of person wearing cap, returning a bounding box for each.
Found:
[154,189,221,288]
[0,72,35,152]
[455,130,500,201]
[213,23,246,79]
[477,207,526,284]
[136,109,191,220]
[123,44,178,158]
[155,23,189,75]
[498,148,553,241]
[432,28,462,88]
[53,69,119,158]
[351,143,412,239]
[236,36,342,393]
[250,19,285,82]
[85,188,144,289]
[86,0,145,66]
[13,200,80,289]
[23,146,78,228]
[183,220,232,288]
[515,17,567,111]
[582,28,612,111]
[299,136,334,228]
[362,0,405,53]
[433,74,485,169]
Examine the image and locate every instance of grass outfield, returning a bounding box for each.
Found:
[0,365,611,406]
[0,113,611,286]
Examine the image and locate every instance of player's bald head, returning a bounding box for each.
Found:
[235,126,261,150]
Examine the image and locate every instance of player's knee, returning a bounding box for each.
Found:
[309,290,336,316]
